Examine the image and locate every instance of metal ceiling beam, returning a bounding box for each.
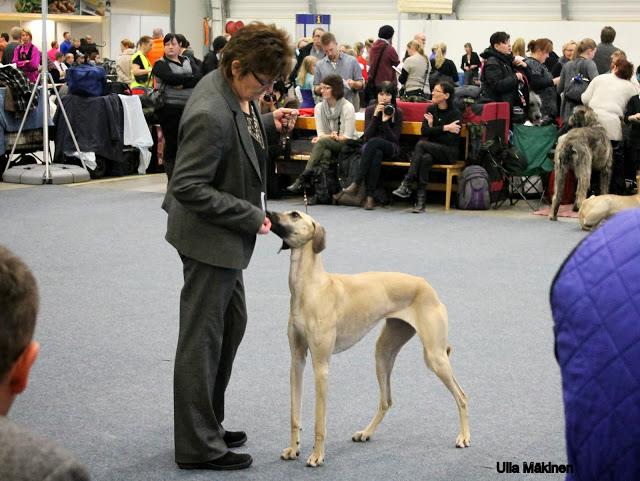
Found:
[308,0,317,14]
[560,0,569,20]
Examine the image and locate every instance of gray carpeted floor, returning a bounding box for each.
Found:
[0,182,587,481]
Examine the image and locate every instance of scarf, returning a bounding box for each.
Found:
[319,97,346,134]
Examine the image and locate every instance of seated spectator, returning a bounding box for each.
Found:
[87,51,100,65]
[63,52,74,69]
[151,33,202,180]
[12,29,40,84]
[593,25,618,74]
[399,40,431,98]
[286,73,357,194]
[551,40,577,78]
[201,35,227,76]
[557,38,598,124]
[50,51,67,83]
[460,42,480,86]
[340,81,404,210]
[296,55,317,108]
[0,245,91,481]
[429,43,459,88]
[116,38,135,83]
[524,38,559,123]
[392,81,461,213]
[581,57,637,194]
[480,31,529,106]
[75,53,86,66]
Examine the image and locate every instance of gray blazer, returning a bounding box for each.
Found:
[163,69,276,269]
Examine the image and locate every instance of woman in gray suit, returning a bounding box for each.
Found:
[162,22,298,471]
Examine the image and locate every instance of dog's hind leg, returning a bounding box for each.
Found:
[416,309,470,448]
[281,326,308,461]
[352,318,415,442]
[549,153,566,221]
[573,146,592,212]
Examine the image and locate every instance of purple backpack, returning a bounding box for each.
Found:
[457,165,490,210]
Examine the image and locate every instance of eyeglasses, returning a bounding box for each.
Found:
[432,89,444,94]
[251,71,276,89]
[319,85,332,90]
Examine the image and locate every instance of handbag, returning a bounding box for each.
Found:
[364,43,388,105]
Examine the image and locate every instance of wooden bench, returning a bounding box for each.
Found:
[283,117,468,210]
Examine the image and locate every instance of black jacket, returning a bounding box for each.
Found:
[201,51,219,76]
[422,103,461,150]
[430,58,459,83]
[460,52,481,71]
[480,47,522,104]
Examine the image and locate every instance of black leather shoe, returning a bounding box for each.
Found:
[224,430,247,448]
[177,452,252,471]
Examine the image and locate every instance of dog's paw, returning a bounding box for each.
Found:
[352,430,371,442]
[548,215,558,221]
[281,447,299,460]
[306,451,324,467]
[455,433,471,448]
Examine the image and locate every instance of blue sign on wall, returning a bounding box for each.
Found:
[295,14,331,25]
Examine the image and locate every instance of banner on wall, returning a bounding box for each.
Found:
[397,0,452,14]
[295,13,331,40]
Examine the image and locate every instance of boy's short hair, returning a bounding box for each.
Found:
[0,246,38,381]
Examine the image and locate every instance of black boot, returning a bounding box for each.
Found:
[412,186,426,213]
[286,170,311,194]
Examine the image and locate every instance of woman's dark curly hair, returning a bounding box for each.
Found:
[220,22,293,82]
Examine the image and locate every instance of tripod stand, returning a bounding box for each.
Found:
[2,0,88,184]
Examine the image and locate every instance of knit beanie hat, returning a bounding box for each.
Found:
[378,25,394,40]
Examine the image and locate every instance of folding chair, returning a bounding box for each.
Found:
[510,124,557,209]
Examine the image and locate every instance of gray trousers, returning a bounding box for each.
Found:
[174,255,247,463]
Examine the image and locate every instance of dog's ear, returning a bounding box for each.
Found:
[312,223,326,254]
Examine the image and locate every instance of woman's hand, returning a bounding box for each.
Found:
[444,120,461,134]
[258,216,272,235]
[273,108,299,133]
[311,136,319,144]
[374,103,384,117]
[424,111,433,128]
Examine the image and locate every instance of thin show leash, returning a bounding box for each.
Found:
[281,115,308,214]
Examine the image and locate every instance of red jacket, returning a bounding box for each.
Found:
[367,39,399,85]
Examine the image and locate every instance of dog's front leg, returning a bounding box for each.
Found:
[306,343,333,467]
[281,327,307,461]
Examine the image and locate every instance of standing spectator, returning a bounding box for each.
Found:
[512,37,525,58]
[202,35,227,76]
[581,58,637,194]
[59,31,72,55]
[175,34,202,72]
[0,246,91,481]
[287,73,357,194]
[367,25,400,86]
[340,81,404,210]
[430,43,459,88]
[147,27,164,66]
[551,40,577,78]
[624,76,640,182]
[460,42,480,85]
[0,33,8,59]
[295,37,309,56]
[151,33,202,180]
[2,27,21,65]
[557,38,598,124]
[80,35,98,57]
[12,29,41,84]
[162,22,297,471]
[593,25,618,74]
[480,31,528,105]
[296,55,317,107]
[398,40,431,97]
[47,40,59,62]
[353,41,368,82]
[130,36,153,90]
[392,81,461,213]
[524,38,559,123]
[289,27,325,85]
[364,38,374,60]
[116,38,135,84]
[313,32,363,106]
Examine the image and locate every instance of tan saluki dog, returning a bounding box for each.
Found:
[267,210,470,467]
[579,193,640,230]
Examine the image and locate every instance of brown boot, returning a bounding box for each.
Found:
[364,196,375,210]
[342,181,360,195]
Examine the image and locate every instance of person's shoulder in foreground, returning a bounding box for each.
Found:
[0,245,91,481]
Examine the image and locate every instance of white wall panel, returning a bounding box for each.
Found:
[456,0,561,20]
[567,0,640,21]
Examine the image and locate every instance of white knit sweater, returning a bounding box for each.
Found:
[581,73,637,141]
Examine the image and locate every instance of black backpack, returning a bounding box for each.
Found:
[310,164,339,204]
[336,139,362,189]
